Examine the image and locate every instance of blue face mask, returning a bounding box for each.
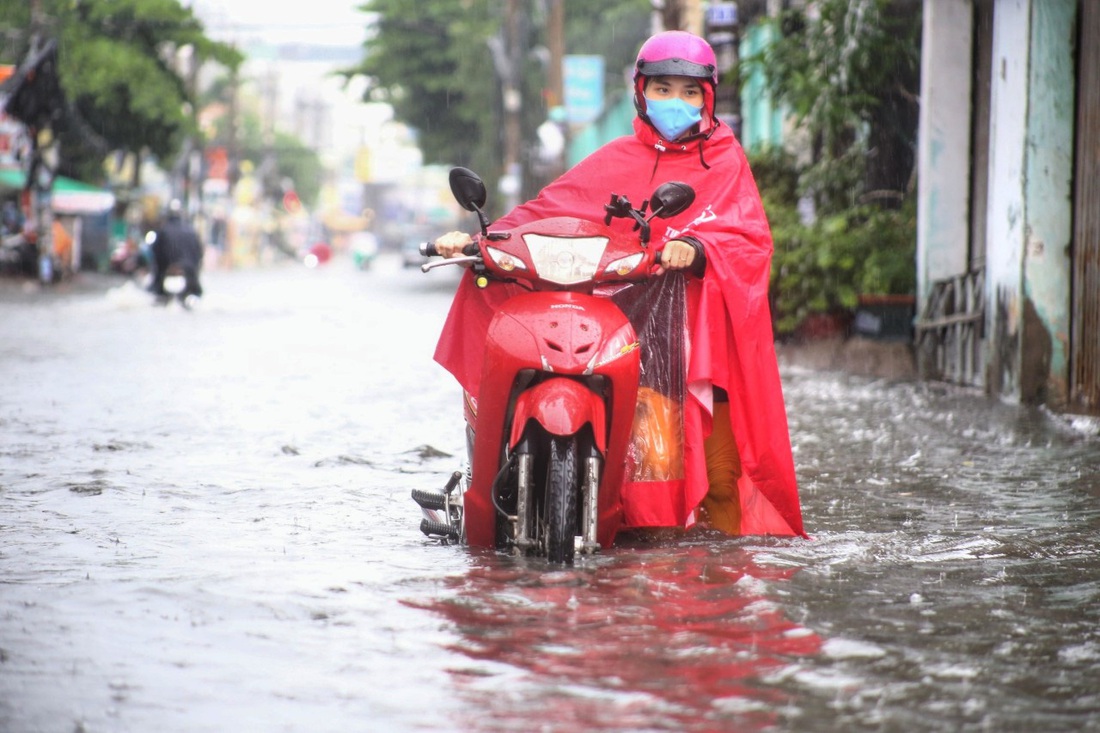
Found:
[645,97,703,141]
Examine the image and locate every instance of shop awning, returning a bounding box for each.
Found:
[0,168,115,214]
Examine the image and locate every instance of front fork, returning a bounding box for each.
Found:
[580,456,601,553]
[515,452,534,553]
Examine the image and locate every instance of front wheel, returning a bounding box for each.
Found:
[543,436,580,564]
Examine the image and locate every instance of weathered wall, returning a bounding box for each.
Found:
[1020,0,1075,407]
[984,0,1076,405]
[916,0,974,301]
[984,0,1030,400]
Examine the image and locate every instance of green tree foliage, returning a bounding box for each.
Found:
[754,0,921,208]
[765,189,918,334]
[346,0,649,209]
[349,0,497,174]
[743,0,922,335]
[238,118,324,208]
[560,2,652,97]
[0,0,241,183]
[192,68,324,207]
[266,132,324,209]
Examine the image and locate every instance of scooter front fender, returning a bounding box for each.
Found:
[509,377,607,452]
[463,291,640,549]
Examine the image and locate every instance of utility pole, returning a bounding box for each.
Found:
[501,0,523,212]
[227,64,240,190]
[27,0,55,283]
[260,67,278,198]
[182,44,201,218]
[542,0,567,182]
[654,0,704,35]
[547,0,564,112]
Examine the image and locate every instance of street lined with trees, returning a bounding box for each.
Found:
[0,0,241,185]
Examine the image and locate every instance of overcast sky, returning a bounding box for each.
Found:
[189,0,386,163]
[192,0,370,49]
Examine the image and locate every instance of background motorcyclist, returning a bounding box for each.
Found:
[147,199,204,307]
[433,31,805,540]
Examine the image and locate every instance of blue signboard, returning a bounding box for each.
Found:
[706,3,739,27]
[564,55,605,125]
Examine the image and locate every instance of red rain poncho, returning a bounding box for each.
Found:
[434,115,806,538]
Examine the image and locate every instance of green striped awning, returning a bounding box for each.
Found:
[0,167,115,213]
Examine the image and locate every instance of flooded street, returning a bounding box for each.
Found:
[1,257,1098,733]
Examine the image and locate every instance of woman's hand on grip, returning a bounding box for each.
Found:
[658,239,697,274]
[434,231,473,259]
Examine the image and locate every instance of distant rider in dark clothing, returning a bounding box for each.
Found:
[147,199,204,307]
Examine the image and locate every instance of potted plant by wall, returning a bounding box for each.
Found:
[768,198,860,340]
[751,147,847,340]
[849,199,917,340]
[751,132,918,343]
[763,184,917,342]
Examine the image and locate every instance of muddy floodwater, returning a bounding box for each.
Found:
[1,257,1098,733]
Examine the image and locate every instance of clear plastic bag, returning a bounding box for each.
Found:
[610,274,687,483]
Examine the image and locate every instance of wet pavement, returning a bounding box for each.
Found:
[1,256,1098,732]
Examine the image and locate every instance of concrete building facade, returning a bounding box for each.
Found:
[916,0,1099,415]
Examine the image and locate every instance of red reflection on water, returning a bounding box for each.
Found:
[407,541,821,732]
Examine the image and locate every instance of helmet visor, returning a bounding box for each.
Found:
[635,57,715,82]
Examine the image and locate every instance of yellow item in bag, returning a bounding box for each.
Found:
[628,386,684,482]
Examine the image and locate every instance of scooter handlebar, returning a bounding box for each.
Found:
[419,240,484,274]
[419,241,481,258]
[421,234,665,281]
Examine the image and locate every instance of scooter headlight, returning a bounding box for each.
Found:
[521,234,608,285]
[604,252,645,277]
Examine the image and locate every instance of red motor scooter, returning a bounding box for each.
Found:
[413,168,695,563]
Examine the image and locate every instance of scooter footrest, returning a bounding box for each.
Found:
[443,471,463,494]
[412,488,448,511]
[420,518,459,539]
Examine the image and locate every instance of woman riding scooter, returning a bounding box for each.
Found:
[434,31,806,539]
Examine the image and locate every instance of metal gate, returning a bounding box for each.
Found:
[1071,0,1100,414]
[916,269,985,387]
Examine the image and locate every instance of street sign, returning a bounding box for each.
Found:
[564,55,605,125]
[706,2,739,28]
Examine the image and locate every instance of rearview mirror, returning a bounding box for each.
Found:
[449,167,488,212]
[649,181,695,219]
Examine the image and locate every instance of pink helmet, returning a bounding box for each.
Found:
[633,31,718,131]
[633,31,718,86]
